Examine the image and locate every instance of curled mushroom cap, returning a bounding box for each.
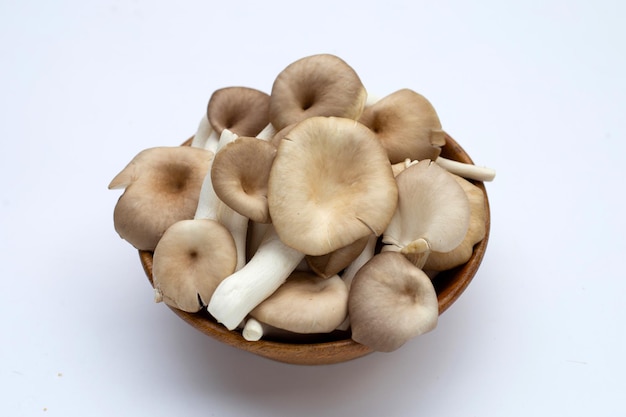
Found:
[358,89,445,164]
[269,54,368,131]
[348,251,439,352]
[268,116,398,256]
[306,235,370,279]
[108,146,213,251]
[382,159,470,268]
[424,174,487,271]
[249,271,348,334]
[207,86,270,137]
[152,219,237,312]
[210,136,277,223]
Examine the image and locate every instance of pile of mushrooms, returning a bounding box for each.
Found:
[109,54,495,353]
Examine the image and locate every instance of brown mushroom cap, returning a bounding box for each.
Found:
[152,219,237,312]
[109,146,213,251]
[424,174,487,271]
[358,89,446,164]
[268,116,398,256]
[207,86,270,137]
[306,235,370,279]
[211,136,277,223]
[348,251,439,352]
[269,54,368,131]
[249,271,348,334]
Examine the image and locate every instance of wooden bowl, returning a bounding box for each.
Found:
[138,133,490,365]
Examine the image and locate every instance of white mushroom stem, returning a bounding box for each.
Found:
[190,113,219,152]
[255,123,277,141]
[207,226,304,330]
[435,157,496,182]
[194,129,249,270]
[242,317,266,341]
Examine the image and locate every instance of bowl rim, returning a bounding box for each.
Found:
[138,132,490,365]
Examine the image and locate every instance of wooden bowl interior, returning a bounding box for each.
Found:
[138,133,490,365]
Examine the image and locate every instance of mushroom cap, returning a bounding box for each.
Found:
[424,174,487,271]
[109,146,213,251]
[382,159,470,257]
[306,235,370,278]
[211,136,277,223]
[269,54,368,131]
[152,219,237,312]
[268,116,398,256]
[207,86,270,137]
[249,271,348,334]
[348,251,439,352]
[358,89,446,164]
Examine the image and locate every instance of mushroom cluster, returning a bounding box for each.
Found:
[109,53,495,354]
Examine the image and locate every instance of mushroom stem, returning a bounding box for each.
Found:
[242,317,266,341]
[207,226,304,330]
[435,156,496,182]
[194,129,249,270]
[255,123,277,141]
[190,113,213,149]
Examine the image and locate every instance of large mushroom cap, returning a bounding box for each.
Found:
[210,136,277,223]
[348,251,439,352]
[109,146,213,251]
[152,219,237,312]
[359,89,445,164]
[249,271,348,334]
[268,116,398,256]
[269,54,368,131]
[207,86,270,137]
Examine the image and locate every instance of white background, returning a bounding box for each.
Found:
[2,1,625,416]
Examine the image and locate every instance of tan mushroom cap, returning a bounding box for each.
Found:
[109,146,213,251]
[424,174,487,271]
[268,116,398,256]
[269,54,368,131]
[348,251,439,352]
[207,86,270,137]
[249,271,348,334]
[152,219,237,312]
[382,159,470,268]
[211,136,277,224]
[358,89,446,164]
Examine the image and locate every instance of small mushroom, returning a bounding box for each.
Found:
[424,174,487,271]
[108,146,213,251]
[269,54,368,131]
[207,86,270,137]
[249,271,349,335]
[348,251,439,352]
[382,160,470,269]
[210,136,277,224]
[358,88,446,164]
[152,219,237,312]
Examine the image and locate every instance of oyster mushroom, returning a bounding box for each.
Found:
[382,159,470,269]
[424,174,487,271]
[358,88,446,164]
[248,271,349,335]
[207,86,270,137]
[210,136,277,224]
[349,251,439,352]
[108,146,212,251]
[268,54,368,131]
[207,116,398,330]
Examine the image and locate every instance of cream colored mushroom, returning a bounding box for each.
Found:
[108,146,213,251]
[382,159,470,269]
[348,251,439,352]
[306,235,370,279]
[424,174,487,271]
[207,116,398,330]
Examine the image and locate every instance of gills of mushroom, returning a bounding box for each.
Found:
[349,251,439,352]
[108,146,213,251]
[382,159,470,269]
[207,116,398,330]
[424,174,488,271]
